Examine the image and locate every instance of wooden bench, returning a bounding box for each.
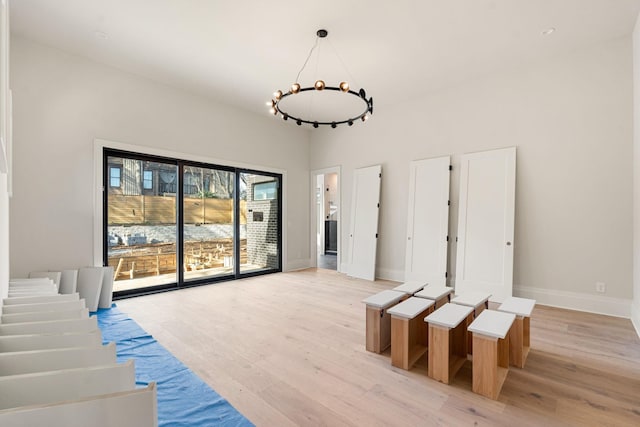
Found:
[362,290,406,353]
[468,310,516,400]
[450,291,491,317]
[415,285,454,309]
[424,303,474,384]
[392,280,427,296]
[387,297,435,370]
[498,296,536,368]
[451,291,492,352]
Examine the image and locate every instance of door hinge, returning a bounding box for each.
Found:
[375,233,379,238]
[445,272,448,278]
[455,237,458,242]
[446,235,449,242]
[377,203,380,208]
[447,200,450,206]
[379,173,382,178]
[449,165,452,171]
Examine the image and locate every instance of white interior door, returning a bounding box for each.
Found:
[347,165,382,281]
[405,156,451,285]
[455,147,516,302]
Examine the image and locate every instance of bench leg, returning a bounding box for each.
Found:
[391,318,410,369]
[428,325,450,383]
[473,334,510,400]
[366,307,390,353]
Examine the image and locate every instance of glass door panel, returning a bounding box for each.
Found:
[239,172,281,274]
[182,165,235,282]
[106,156,177,292]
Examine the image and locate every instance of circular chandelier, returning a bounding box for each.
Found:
[268,29,373,128]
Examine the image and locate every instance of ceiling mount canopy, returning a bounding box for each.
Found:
[268,29,373,129]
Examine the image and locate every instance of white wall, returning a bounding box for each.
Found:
[311,37,633,317]
[0,172,8,302]
[633,14,640,333]
[0,0,9,304]
[9,37,310,278]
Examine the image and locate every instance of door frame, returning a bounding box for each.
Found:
[310,166,341,271]
[94,139,286,298]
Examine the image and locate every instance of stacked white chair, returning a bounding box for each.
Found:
[28,271,62,292]
[59,270,79,295]
[8,278,57,298]
[0,279,157,427]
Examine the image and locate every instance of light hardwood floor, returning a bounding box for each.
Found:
[116,269,640,426]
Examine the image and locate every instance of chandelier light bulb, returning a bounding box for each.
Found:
[274,90,283,100]
[314,80,325,91]
[270,107,277,115]
[362,114,369,122]
[339,81,349,92]
[291,83,301,94]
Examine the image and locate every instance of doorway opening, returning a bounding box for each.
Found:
[313,169,340,271]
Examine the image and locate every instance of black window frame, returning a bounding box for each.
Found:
[103,147,283,299]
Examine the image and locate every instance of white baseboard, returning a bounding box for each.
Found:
[284,258,311,272]
[375,267,404,283]
[340,262,349,274]
[514,285,632,319]
[631,300,640,338]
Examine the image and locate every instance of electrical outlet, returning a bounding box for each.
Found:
[595,282,606,293]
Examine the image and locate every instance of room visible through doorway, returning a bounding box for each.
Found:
[315,171,339,271]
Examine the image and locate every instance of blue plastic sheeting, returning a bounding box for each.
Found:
[96,305,254,427]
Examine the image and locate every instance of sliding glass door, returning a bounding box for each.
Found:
[239,172,281,274]
[105,155,178,293]
[104,149,281,297]
[182,165,235,282]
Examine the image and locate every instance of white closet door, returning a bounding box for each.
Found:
[347,165,382,281]
[405,156,451,285]
[455,147,516,302]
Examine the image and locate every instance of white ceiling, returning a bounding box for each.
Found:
[10,0,640,118]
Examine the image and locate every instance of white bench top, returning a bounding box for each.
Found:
[392,280,427,295]
[451,291,491,308]
[424,303,474,329]
[415,285,454,300]
[387,297,435,319]
[468,310,516,339]
[498,296,536,317]
[362,290,405,309]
